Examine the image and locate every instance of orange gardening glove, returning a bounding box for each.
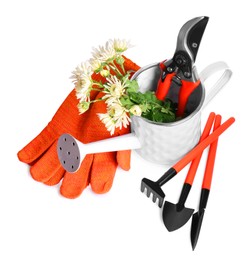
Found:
[17,56,140,198]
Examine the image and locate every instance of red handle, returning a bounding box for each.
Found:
[156,72,176,101]
[173,116,235,173]
[202,115,222,190]
[184,112,216,185]
[176,79,201,117]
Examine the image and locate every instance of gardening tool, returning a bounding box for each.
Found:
[190,115,221,250]
[140,115,235,208]
[156,16,209,117]
[162,112,216,231]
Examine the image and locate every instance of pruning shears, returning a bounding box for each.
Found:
[156,16,209,117]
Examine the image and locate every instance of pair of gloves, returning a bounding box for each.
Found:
[17,57,140,198]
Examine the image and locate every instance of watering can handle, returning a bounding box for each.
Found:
[199,61,232,110]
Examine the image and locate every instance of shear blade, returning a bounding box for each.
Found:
[176,16,209,62]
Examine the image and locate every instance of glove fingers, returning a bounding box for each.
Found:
[116,150,131,171]
[43,167,66,186]
[17,125,57,164]
[30,141,60,182]
[90,152,117,194]
[17,89,99,165]
[60,154,94,199]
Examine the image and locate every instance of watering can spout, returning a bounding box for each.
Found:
[57,133,141,173]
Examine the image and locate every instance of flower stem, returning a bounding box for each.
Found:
[110,61,124,77]
[92,81,104,88]
[91,88,103,92]
[120,63,125,74]
[90,98,103,103]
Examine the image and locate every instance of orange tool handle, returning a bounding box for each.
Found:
[173,116,235,173]
[176,79,201,117]
[184,112,216,185]
[202,115,222,190]
[156,72,176,101]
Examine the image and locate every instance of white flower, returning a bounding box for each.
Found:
[92,41,116,63]
[76,84,91,102]
[105,96,119,107]
[108,102,131,129]
[115,111,131,130]
[98,102,131,135]
[110,38,133,53]
[71,62,92,82]
[98,113,117,135]
[129,105,142,116]
[71,62,93,102]
[89,58,103,72]
[103,75,127,99]
[108,102,125,118]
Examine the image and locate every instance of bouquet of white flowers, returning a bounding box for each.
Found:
[71,39,176,135]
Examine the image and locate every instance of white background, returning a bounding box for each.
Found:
[1,0,251,259]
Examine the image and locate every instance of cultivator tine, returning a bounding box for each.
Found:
[152,193,157,203]
[157,196,163,208]
[141,180,147,193]
[141,178,166,208]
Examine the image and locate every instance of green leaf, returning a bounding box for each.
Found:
[128,91,145,104]
[141,111,152,121]
[139,103,150,113]
[160,99,173,114]
[116,55,125,65]
[119,96,134,109]
[144,91,163,105]
[141,97,176,123]
[126,80,139,93]
[121,73,130,83]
